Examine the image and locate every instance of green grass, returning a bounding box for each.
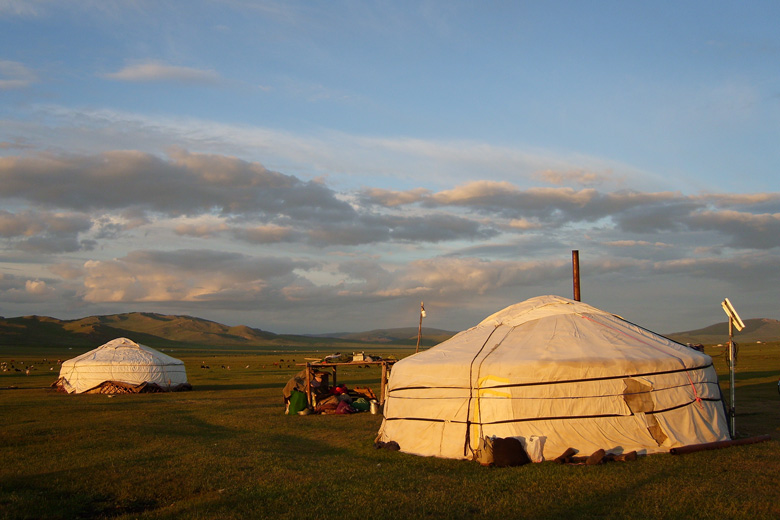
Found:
[1,345,779,520]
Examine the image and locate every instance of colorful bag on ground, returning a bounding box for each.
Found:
[287,389,307,415]
[351,398,370,411]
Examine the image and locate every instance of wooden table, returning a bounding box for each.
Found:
[298,360,396,407]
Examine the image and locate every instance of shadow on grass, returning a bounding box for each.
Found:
[192,383,278,391]
[0,485,159,520]
[0,455,173,520]
[718,370,780,381]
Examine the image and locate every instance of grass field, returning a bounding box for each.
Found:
[1,342,779,520]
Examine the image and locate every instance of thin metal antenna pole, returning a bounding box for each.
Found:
[729,317,736,437]
[416,301,424,353]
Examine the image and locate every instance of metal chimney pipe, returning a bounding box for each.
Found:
[572,250,581,301]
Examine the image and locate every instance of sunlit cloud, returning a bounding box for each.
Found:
[8,105,657,192]
[81,249,316,304]
[603,240,672,248]
[102,61,221,85]
[1,146,779,332]
[533,168,623,187]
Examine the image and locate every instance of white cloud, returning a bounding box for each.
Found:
[102,61,221,84]
[25,278,49,295]
[0,0,48,17]
[8,105,663,192]
[0,60,37,89]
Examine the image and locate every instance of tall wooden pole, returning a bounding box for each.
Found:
[380,361,388,405]
[572,250,581,301]
[305,362,312,408]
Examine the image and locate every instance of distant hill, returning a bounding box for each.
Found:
[309,327,456,346]
[4,311,775,351]
[666,318,780,345]
[0,312,455,350]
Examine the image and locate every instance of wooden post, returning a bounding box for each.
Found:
[305,363,312,407]
[572,250,581,301]
[416,301,424,353]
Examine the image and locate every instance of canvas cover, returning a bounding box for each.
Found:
[56,337,189,394]
[378,295,730,461]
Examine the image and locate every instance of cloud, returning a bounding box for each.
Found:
[382,214,496,243]
[11,105,662,193]
[533,168,623,187]
[389,257,571,298]
[651,251,780,289]
[81,249,317,304]
[0,150,499,247]
[0,149,354,219]
[48,262,85,280]
[102,61,221,84]
[233,224,297,244]
[0,60,37,89]
[3,150,780,255]
[613,197,703,233]
[0,272,62,304]
[25,278,50,295]
[359,187,430,207]
[1,146,780,332]
[700,193,780,212]
[391,181,698,230]
[685,210,780,249]
[0,138,34,150]
[604,240,672,248]
[507,219,543,231]
[174,220,230,238]
[0,0,50,17]
[0,210,94,252]
[18,235,95,253]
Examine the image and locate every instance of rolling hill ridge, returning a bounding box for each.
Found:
[665,318,780,345]
[2,312,778,350]
[0,312,453,349]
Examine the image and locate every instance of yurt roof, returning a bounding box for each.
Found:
[63,337,183,367]
[391,295,710,388]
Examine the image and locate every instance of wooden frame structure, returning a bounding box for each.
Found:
[299,360,395,408]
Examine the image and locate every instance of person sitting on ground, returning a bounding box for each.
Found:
[282,368,329,414]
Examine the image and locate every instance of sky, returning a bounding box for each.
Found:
[1,1,779,335]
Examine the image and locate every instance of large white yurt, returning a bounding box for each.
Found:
[54,337,190,394]
[377,295,730,461]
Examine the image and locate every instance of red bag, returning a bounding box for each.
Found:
[335,400,356,414]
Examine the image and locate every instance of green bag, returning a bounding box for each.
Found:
[351,397,370,412]
[287,389,308,415]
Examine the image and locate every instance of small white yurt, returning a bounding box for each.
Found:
[54,337,190,394]
[377,295,730,461]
